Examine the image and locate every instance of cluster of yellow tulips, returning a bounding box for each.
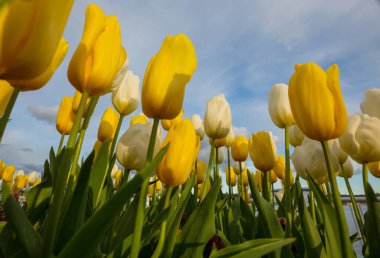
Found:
[0,1,379,258]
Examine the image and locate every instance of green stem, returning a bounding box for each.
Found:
[0,86,20,143]
[320,141,353,258]
[341,164,365,243]
[109,113,125,163]
[262,171,270,202]
[362,163,369,216]
[201,139,215,201]
[239,161,244,202]
[307,182,316,223]
[57,134,65,154]
[130,117,159,258]
[284,125,292,237]
[151,186,173,258]
[227,147,232,205]
[214,147,218,180]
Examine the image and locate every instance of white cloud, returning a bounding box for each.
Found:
[28,105,58,125]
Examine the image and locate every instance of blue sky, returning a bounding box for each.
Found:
[1,0,380,194]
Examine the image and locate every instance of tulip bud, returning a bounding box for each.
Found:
[232,161,245,175]
[56,96,75,135]
[116,122,162,171]
[339,114,380,163]
[273,155,285,180]
[114,169,122,188]
[190,114,205,140]
[270,170,278,184]
[217,148,224,164]
[289,124,304,147]
[156,179,162,192]
[245,189,251,204]
[2,165,15,182]
[268,83,295,128]
[360,88,380,119]
[72,90,90,117]
[368,161,380,178]
[130,113,148,126]
[112,70,140,115]
[98,107,119,142]
[0,80,14,117]
[289,63,347,141]
[161,109,184,131]
[339,159,354,178]
[0,160,6,178]
[27,171,39,186]
[255,171,262,192]
[225,166,236,186]
[147,182,155,198]
[32,178,42,187]
[156,119,197,186]
[142,34,197,119]
[204,94,232,139]
[239,167,249,187]
[225,128,235,147]
[231,136,248,162]
[248,131,278,172]
[276,190,284,202]
[196,160,207,184]
[111,164,119,178]
[68,4,125,96]
[332,139,348,165]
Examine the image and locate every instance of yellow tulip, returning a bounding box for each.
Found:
[196,160,207,184]
[270,170,278,184]
[231,136,249,162]
[156,179,162,191]
[98,107,119,142]
[161,109,184,131]
[142,34,197,119]
[56,96,75,135]
[68,4,124,96]
[2,165,15,182]
[245,189,251,204]
[210,136,227,148]
[273,155,285,180]
[0,160,5,178]
[0,80,13,116]
[368,161,380,178]
[255,171,262,192]
[156,119,197,186]
[0,0,74,81]
[225,166,236,186]
[72,90,91,117]
[288,62,347,141]
[148,183,155,198]
[114,169,122,188]
[93,140,102,160]
[130,113,148,126]
[32,178,41,187]
[249,132,278,172]
[198,181,210,198]
[239,167,249,187]
[9,38,69,91]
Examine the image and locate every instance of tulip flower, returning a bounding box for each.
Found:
[27,171,39,186]
[282,171,294,186]
[56,96,75,135]
[211,137,227,148]
[147,182,155,198]
[339,159,354,178]
[289,63,347,141]
[110,164,119,178]
[268,83,295,128]
[98,107,119,142]
[239,167,248,187]
[339,114,380,163]
[291,138,339,184]
[2,165,15,182]
[232,161,245,175]
[142,34,197,119]
[156,119,197,186]
[161,109,184,131]
[225,166,237,186]
[198,181,210,198]
[368,161,380,178]
[156,179,162,192]
[273,155,285,180]
[0,80,14,117]
[130,113,148,126]
[116,122,163,171]
[276,190,284,202]
[68,4,124,96]
[255,171,262,192]
[248,131,278,172]
[0,160,5,178]
[225,128,235,147]
[204,94,232,139]
[270,170,278,184]
[190,114,205,140]
[196,160,207,184]
[332,139,348,165]
[289,124,304,147]
[245,189,251,204]
[0,0,74,81]
[360,88,380,119]
[216,148,224,164]
[231,136,248,162]
[32,178,41,187]
[112,70,140,116]
[114,169,122,188]
[72,90,91,117]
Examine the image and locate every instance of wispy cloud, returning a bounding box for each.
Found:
[28,105,58,125]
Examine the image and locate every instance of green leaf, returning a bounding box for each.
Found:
[226,198,241,244]
[174,178,222,258]
[295,181,326,258]
[364,183,380,258]
[57,145,168,258]
[210,238,295,258]
[2,183,43,257]
[239,198,256,240]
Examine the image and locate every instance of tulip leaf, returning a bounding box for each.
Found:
[0,223,26,257]
[210,238,295,258]
[173,178,222,258]
[1,183,43,257]
[295,181,326,258]
[226,198,241,244]
[363,183,380,258]
[239,198,257,240]
[57,145,168,258]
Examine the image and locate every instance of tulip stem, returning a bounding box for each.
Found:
[239,161,245,202]
[130,117,159,258]
[109,113,125,163]
[307,181,316,223]
[201,139,215,201]
[321,141,353,258]
[227,147,233,205]
[341,164,365,244]
[0,86,20,143]
[151,186,173,258]
[214,147,218,180]
[262,171,270,202]
[57,134,65,154]
[362,163,369,211]
[284,125,292,237]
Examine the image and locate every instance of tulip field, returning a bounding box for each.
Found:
[1,1,380,258]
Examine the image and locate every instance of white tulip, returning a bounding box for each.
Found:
[116,122,162,171]
[339,158,354,178]
[339,114,380,163]
[190,114,205,140]
[332,139,348,165]
[28,171,39,186]
[15,170,25,176]
[217,147,224,164]
[111,164,119,178]
[291,138,339,184]
[360,88,380,119]
[225,127,235,147]
[204,94,232,139]
[268,83,295,128]
[112,70,140,115]
[276,189,284,202]
[232,161,245,174]
[289,124,304,147]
